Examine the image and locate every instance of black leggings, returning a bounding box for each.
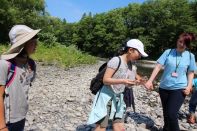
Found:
[159,88,185,131]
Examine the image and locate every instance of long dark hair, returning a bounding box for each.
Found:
[118,46,130,55]
[16,48,28,58]
[117,39,131,55]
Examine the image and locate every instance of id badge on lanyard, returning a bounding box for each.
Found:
[172,51,182,78]
[171,72,178,77]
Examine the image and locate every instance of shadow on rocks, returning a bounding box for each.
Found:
[76,124,95,131]
[178,111,188,120]
[76,112,163,131]
[76,123,120,131]
[125,112,162,131]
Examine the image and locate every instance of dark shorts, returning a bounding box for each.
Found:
[7,119,25,131]
[96,100,124,128]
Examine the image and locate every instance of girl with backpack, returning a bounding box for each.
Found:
[145,33,197,131]
[88,39,148,131]
[0,25,40,131]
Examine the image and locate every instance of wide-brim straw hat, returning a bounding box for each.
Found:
[1,25,41,60]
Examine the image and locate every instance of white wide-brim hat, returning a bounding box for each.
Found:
[1,25,41,60]
[126,39,148,57]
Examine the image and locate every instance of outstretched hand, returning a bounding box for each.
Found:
[135,79,146,86]
[123,79,136,86]
[183,86,192,95]
[144,80,154,90]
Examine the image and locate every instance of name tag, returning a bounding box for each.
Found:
[171,72,178,77]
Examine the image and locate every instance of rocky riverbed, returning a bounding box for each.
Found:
[25,61,197,131]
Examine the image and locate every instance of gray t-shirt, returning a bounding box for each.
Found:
[126,65,137,80]
[0,59,36,123]
[107,56,133,94]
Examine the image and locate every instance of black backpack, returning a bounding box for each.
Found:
[90,56,121,95]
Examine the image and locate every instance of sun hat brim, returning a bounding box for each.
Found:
[1,29,40,60]
[1,47,24,60]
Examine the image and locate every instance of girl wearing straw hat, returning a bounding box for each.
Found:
[0,25,40,131]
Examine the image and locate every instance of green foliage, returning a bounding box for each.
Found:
[140,0,196,52]
[0,44,8,54]
[0,43,97,67]
[73,10,127,57]
[38,32,57,47]
[1,0,197,60]
[71,0,197,58]
[32,42,97,67]
[0,0,45,42]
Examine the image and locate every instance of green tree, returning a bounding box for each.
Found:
[0,0,45,42]
[139,0,197,58]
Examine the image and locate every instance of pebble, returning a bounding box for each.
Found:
[25,62,197,131]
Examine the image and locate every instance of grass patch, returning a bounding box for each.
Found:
[0,44,9,54]
[0,43,97,68]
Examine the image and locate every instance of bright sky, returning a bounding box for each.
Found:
[45,0,145,23]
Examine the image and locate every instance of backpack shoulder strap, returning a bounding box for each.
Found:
[113,56,121,76]
[6,62,16,87]
[164,49,173,65]
[186,51,192,73]
[167,49,173,56]
[189,51,191,61]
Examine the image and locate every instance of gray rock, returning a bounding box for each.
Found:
[181,123,190,129]
[154,119,162,126]
[136,127,149,131]
[24,62,197,131]
[138,123,146,128]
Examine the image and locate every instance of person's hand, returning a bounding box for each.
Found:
[135,79,141,85]
[135,79,146,86]
[183,86,192,95]
[123,79,136,86]
[144,80,154,90]
[138,79,147,85]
